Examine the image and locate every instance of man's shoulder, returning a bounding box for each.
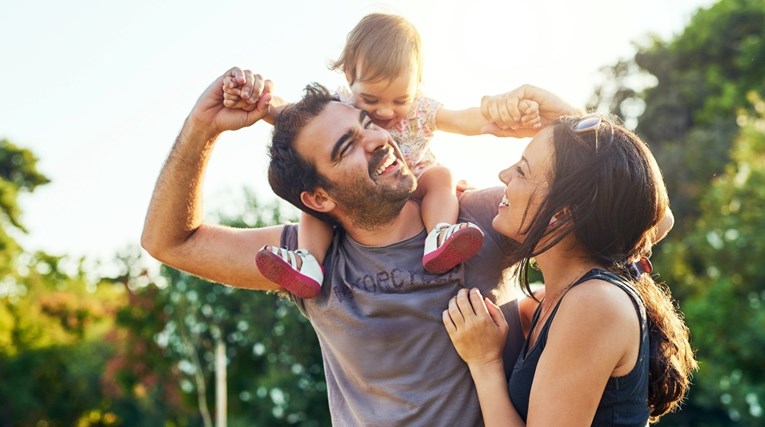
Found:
[458,186,503,237]
[459,186,504,211]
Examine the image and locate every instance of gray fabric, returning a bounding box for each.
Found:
[284,186,523,426]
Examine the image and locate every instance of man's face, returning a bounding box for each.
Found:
[295,101,417,229]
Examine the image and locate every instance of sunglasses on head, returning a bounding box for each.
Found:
[572,115,605,153]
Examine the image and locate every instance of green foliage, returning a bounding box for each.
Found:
[0,342,114,426]
[0,252,126,425]
[654,94,765,426]
[0,139,49,278]
[0,139,50,232]
[0,145,326,425]
[107,192,330,425]
[156,271,328,426]
[590,1,765,424]
[590,0,765,232]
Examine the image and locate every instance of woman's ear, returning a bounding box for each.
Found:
[548,208,572,228]
[300,189,336,213]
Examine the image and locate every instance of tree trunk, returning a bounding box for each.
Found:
[215,337,227,427]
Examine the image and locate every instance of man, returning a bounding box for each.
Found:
[142,67,576,426]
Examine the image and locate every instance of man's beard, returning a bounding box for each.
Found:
[328,166,416,230]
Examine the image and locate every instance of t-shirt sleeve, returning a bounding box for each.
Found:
[280,224,309,312]
[500,298,524,377]
[417,96,443,134]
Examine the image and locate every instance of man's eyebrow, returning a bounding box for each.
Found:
[330,130,353,162]
[330,110,368,162]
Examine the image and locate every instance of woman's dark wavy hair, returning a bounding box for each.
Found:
[268,83,339,226]
[514,115,697,421]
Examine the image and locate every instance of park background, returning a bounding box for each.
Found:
[1,0,763,425]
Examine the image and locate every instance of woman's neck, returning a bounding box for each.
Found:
[535,244,600,293]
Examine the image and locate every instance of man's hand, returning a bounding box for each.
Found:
[187,67,272,140]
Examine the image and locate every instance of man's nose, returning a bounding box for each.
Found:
[362,129,388,152]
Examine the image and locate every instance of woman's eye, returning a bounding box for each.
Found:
[515,166,525,177]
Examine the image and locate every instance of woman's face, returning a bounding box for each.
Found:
[492,128,554,242]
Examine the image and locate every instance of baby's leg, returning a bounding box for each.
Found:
[416,165,458,231]
[255,212,330,299]
[298,211,333,264]
[417,166,484,274]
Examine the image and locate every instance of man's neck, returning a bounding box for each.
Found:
[343,200,424,247]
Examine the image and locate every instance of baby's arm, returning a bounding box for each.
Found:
[435,106,491,136]
[435,99,541,137]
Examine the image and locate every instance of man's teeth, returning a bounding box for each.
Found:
[500,194,509,206]
[376,153,396,175]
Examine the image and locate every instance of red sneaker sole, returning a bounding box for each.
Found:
[423,226,484,274]
[256,250,321,299]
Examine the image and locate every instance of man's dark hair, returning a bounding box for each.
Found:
[268,83,339,226]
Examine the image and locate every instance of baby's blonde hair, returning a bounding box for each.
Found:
[331,13,423,85]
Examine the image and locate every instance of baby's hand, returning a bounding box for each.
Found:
[480,92,546,138]
[518,98,541,129]
[221,70,272,112]
[221,75,248,109]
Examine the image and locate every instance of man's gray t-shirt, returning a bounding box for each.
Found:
[283,187,524,426]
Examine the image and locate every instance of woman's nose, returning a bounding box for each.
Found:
[498,167,512,184]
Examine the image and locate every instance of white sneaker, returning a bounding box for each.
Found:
[422,222,484,274]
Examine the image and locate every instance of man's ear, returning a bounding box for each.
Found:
[300,189,336,213]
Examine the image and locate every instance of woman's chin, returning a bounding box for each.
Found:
[492,215,523,244]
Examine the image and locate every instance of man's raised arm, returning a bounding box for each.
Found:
[141,67,283,291]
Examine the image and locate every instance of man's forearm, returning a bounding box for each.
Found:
[141,118,218,261]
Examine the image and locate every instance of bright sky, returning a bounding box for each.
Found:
[1,0,714,265]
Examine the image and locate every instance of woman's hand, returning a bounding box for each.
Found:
[443,288,509,368]
[481,84,583,138]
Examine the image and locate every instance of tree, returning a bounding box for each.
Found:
[112,190,331,426]
[0,252,125,426]
[0,139,174,426]
[654,94,765,426]
[0,139,49,276]
[588,0,765,232]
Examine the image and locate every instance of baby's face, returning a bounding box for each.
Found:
[348,65,419,130]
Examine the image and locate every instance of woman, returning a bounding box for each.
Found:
[442,112,697,426]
